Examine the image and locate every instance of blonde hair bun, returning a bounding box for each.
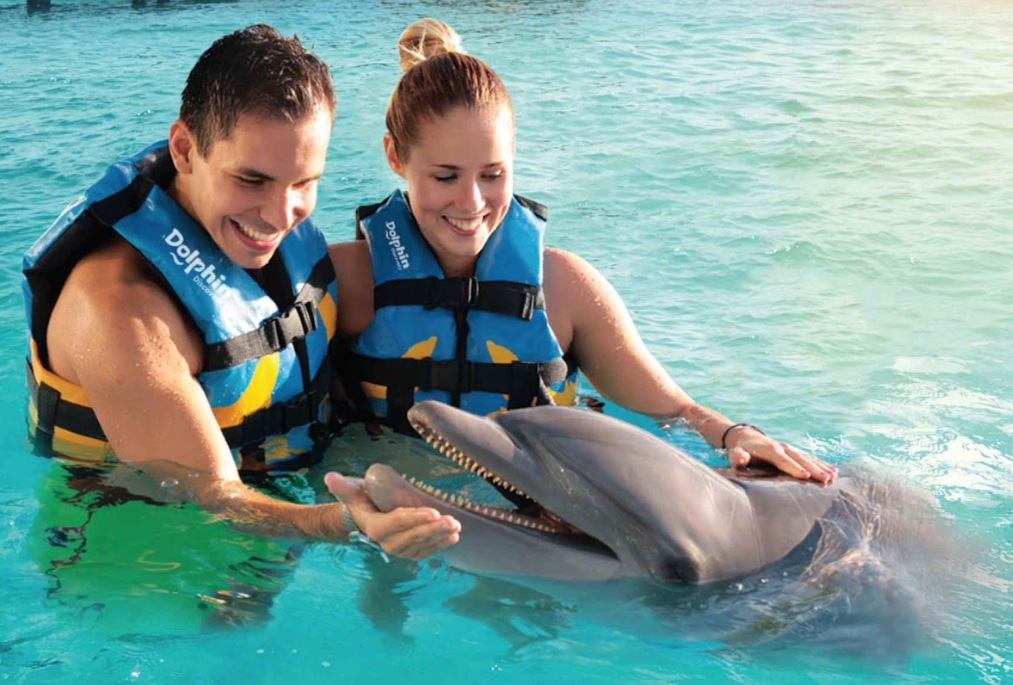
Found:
[397,18,464,72]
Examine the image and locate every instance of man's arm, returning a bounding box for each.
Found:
[48,242,459,556]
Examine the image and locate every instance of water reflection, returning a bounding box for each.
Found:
[28,462,305,636]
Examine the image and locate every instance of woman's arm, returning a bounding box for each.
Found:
[543,248,836,483]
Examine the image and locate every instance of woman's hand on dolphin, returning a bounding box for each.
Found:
[726,430,837,484]
[324,472,461,560]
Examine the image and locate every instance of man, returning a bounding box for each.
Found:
[22,25,460,559]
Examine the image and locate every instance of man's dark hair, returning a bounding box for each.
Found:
[180,24,335,156]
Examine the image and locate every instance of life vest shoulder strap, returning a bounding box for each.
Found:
[202,255,336,371]
[373,276,544,321]
[354,198,389,240]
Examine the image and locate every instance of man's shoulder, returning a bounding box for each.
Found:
[69,239,169,302]
[50,238,202,380]
[57,238,193,339]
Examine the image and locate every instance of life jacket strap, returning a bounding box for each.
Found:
[219,358,333,448]
[358,354,570,434]
[27,360,107,443]
[351,353,569,397]
[203,256,335,371]
[354,199,387,240]
[28,358,332,453]
[373,277,543,321]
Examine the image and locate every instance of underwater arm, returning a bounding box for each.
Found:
[52,250,458,555]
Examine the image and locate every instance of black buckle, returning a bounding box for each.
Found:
[424,277,480,309]
[264,302,318,350]
[460,277,479,308]
[263,318,282,350]
[296,300,318,333]
[279,301,317,335]
[519,291,535,320]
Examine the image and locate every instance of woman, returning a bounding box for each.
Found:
[327,19,836,557]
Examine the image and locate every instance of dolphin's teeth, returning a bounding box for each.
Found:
[406,422,582,536]
[403,466,573,534]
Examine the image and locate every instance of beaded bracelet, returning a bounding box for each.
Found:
[721,423,765,449]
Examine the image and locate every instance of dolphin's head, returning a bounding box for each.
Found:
[364,401,840,584]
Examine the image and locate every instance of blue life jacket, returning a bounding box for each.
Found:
[22,141,338,473]
[346,190,578,434]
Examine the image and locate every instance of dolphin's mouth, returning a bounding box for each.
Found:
[409,418,585,537]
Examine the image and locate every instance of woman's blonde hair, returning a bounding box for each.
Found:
[397,18,463,72]
[387,19,512,160]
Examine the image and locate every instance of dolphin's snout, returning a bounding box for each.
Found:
[364,463,425,513]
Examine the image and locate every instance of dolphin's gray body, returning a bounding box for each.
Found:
[360,402,962,658]
[364,401,852,584]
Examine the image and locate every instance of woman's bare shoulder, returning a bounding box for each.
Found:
[328,240,375,336]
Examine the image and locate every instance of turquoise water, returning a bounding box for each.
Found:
[3,0,1011,682]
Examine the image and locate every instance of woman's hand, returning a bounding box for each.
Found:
[725,427,837,484]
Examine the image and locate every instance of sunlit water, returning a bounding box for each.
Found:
[2,1,1010,683]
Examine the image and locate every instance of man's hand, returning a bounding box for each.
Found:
[324,472,461,560]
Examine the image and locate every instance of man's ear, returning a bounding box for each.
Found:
[168,119,197,175]
[383,132,405,178]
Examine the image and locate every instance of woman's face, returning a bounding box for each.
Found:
[385,104,514,277]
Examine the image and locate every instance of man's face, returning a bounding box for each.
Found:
[171,110,332,269]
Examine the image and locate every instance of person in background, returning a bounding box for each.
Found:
[328,19,837,527]
[23,24,460,561]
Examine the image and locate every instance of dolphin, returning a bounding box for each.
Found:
[363,400,849,584]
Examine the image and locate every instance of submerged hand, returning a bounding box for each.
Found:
[324,472,461,560]
[726,429,837,484]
